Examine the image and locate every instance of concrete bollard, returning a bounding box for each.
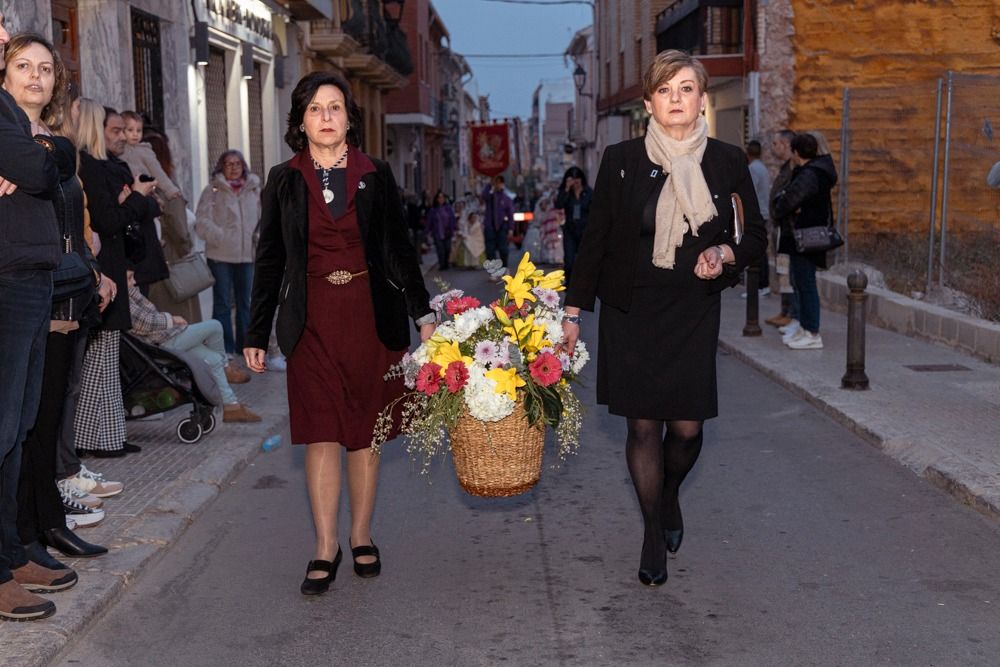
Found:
[841,269,870,390]
[742,266,762,337]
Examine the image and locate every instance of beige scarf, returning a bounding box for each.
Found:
[645,115,717,269]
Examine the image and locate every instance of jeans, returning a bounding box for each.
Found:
[562,225,584,285]
[161,320,238,405]
[208,260,253,355]
[0,270,53,581]
[789,254,820,334]
[483,225,509,267]
[433,236,452,271]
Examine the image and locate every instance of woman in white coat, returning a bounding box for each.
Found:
[195,150,261,358]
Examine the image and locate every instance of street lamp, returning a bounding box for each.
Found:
[383,0,405,27]
[573,63,593,98]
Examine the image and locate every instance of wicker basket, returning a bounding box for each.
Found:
[449,399,545,497]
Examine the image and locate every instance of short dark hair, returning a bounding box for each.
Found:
[791,133,818,160]
[103,106,119,128]
[746,140,762,158]
[284,71,363,152]
[776,129,796,143]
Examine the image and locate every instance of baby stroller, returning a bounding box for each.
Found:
[119,333,223,444]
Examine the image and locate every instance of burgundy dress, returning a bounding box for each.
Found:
[286,150,405,449]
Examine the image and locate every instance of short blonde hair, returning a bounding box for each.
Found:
[642,49,709,100]
[76,98,107,160]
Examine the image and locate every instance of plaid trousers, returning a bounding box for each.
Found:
[74,330,127,452]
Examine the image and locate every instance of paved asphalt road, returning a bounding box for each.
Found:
[58,267,1000,666]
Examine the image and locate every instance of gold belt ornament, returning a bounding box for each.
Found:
[323,269,368,286]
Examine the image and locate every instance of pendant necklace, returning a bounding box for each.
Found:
[313,147,349,204]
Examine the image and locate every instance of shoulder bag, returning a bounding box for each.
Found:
[793,208,844,254]
[163,252,215,302]
[51,181,96,318]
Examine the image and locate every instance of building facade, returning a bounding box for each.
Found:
[565,25,598,181]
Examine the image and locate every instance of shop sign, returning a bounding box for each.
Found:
[204,0,273,49]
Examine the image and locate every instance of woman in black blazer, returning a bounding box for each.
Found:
[563,50,766,586]
[244,72,433,596]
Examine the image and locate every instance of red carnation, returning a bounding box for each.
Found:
[529,351,562,387]
[446,295,481,316]
[415,362,442,395]
[443,360,470,393]
[488,299,519,318]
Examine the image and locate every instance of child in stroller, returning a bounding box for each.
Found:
[126,271,261,439]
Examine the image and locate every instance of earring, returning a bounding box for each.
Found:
[299,124,304,132]
[346,124,351,130]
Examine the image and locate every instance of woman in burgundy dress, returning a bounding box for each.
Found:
[244,72,434,596]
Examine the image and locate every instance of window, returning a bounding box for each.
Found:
[131,8,164,130]
[205,47,229,171]
[247,62,264,174]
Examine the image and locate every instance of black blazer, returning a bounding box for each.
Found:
[246,151,431,355]
[565,137,767,312]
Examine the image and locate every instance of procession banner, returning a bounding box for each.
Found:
[470,122,510,177]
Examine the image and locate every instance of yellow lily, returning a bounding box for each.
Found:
[503,315,552,358]
[430,340,473,375]
[485,366,526,401]
[493,305,512,326]
[501,271,536,308]
[533,269,566,292]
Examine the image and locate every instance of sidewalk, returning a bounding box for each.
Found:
[718,289,1000,521]
[0,369,288,667]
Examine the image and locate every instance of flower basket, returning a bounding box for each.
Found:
[371,254,589,498]
[449,399,544,497]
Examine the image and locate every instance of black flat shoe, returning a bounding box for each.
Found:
[665,529,683,554]
[84,448,126,459]
[350,540,381,578]
[122,442,142,453]
[300,548,342,596]
[24,541,70,571]
[40,527,108,558]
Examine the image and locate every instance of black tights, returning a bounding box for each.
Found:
[625,419,703,570]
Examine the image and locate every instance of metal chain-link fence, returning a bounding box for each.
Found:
[839,73,1000,322]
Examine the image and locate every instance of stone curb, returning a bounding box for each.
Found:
[6,412,290,667]
[717,339,1000,523]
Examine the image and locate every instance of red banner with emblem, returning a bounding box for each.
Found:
[470,122,510,177]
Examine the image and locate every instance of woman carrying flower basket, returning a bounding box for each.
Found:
[561,50,767,587]
[372,253,589,498]
[244,72,435,596]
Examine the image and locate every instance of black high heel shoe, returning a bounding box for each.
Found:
[350,540,381,578]
[665,528,683,554]
[638,534,668,587]
[300,547,342,596]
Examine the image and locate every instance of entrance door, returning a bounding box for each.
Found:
[51,0,81,92]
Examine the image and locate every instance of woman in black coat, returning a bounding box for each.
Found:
[244,72,433,596]
[562,50,766,586]
[75,99,159,457]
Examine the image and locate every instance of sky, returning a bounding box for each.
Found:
[431,0,593,120]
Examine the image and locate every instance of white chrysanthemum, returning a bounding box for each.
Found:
[570,340,590,374]
[452,306,493,342]
[434,321,459,342]
[539,314,565,346]
[532,287,561,310]
[463,362,515,422]
[412,343,431,365]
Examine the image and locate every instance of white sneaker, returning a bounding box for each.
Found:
[76,465,124,498]
[782,327,805,345]
[741,287,771,299]
[57,478,103,509]
[61,493,105,527]
[786,331,823,349]
[266,355,287,372]
[778,319,800,335]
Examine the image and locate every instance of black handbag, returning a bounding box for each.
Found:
[51,181,96,315]
[793,224,844,254]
